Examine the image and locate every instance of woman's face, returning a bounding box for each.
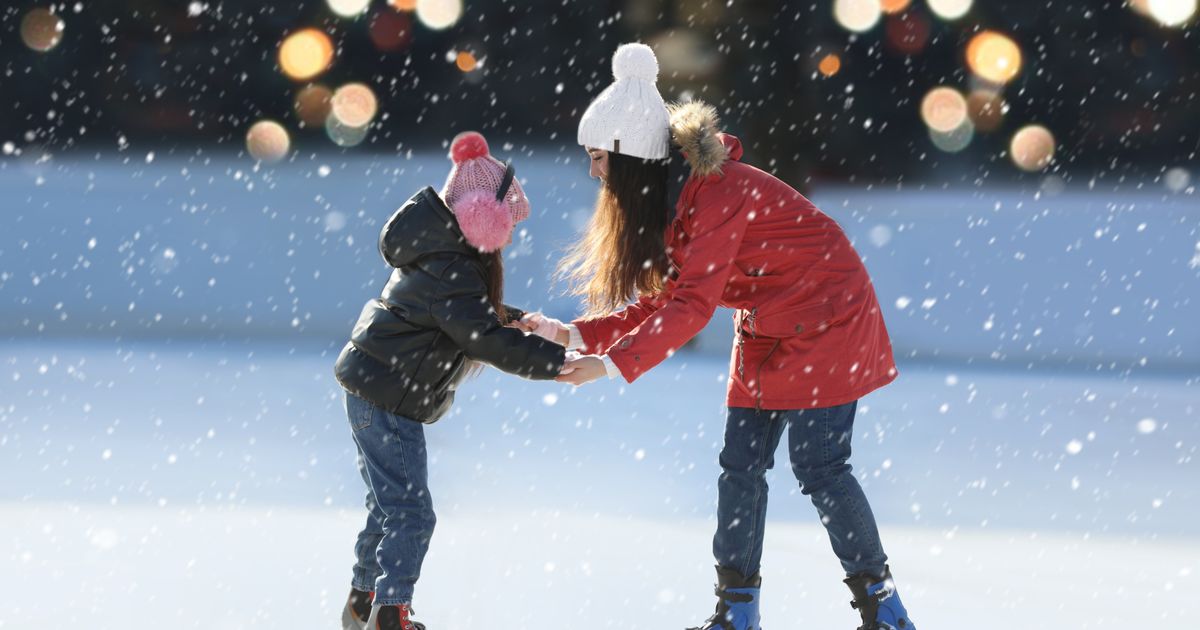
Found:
[586,147,609,180]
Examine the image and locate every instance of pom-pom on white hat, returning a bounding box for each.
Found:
[577,42,670,160]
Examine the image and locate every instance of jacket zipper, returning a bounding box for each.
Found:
[736,306,780,412]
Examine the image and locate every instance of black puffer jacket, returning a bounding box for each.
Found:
[334,187,566,423]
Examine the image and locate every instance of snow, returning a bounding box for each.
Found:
[4,502,1196,629]
[3,155,1197,368]
[1,151,1198,626]
[1,340,1197,627]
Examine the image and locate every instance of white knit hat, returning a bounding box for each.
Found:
[577,43,670,160]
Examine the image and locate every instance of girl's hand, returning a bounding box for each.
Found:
[520,312,570,346]
[555,355,606,386]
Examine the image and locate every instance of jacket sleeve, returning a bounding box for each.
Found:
[500,303,526,324]
[570,292,667,355]
[430,259,565,380]
[605,176,754,382]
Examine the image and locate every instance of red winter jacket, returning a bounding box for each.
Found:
[572,102,896,410]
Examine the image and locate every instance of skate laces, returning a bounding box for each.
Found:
[397,604,416,630]
[849,579,899,630]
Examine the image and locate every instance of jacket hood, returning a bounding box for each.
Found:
[379,187,474,267]
[668,100,742,177]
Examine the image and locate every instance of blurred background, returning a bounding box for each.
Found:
[3,0,1199,184]
[2,1,1198,628]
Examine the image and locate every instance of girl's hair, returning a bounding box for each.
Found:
[462,249,505,380]
[480,250,506,323]
[557,152,671,316]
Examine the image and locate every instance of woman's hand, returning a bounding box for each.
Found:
[555,355,606,386]
[518,312,570,346]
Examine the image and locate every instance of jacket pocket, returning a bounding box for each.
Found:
[753,302,836,339]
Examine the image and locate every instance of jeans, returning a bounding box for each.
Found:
[345,392,436,606]
[713,401,888,579]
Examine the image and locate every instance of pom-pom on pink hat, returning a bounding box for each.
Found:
[441,131,530,253]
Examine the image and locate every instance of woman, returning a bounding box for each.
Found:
[522,43,917,630]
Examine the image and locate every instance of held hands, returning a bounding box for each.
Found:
[555,353,606,387]
[506,312,603,385]
[512,312,570,346]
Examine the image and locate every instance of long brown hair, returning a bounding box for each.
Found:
[459,249,506,379]
[479,250,506,323]
[558,152,671,316]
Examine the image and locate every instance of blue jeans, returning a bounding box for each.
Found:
[345,392,436,606]
[713,401,888,578]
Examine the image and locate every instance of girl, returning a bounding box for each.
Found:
[522,43,917,630]
[334,131,568,630]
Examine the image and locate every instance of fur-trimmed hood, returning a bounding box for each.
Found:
[669,100,742,177]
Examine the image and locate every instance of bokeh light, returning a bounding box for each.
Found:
[369,9,413,52]
[927,0,972,20]
[818,53,842,77]
[881,0,913,13]
[1163,167,1191,192]
[331,83,379,128]
[834,0,882,33]
[391,0,419,10]
[966,31,1022,85]
[648,29,721,77]
[455,51,478,72]
[278,29,334,81]
[885,12,931,55]
[20,8,64,52]
[1010,125,1056,171]
[415,0,463,30]
[325,114,370,147]
[246,120,291,162]
[967,89,1005,132]
[327,0,370,18]
[921,87,969,133]
[1128,0,1153,15]
[929,121,974,153]
[294,84,333,127]
[1148,0,1197,25]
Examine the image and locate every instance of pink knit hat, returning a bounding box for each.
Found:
[441,131,530,252]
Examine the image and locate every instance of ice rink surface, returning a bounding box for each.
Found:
[2,341,1196,629]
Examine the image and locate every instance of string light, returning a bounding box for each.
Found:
[1147,0,1197,26]
[278,29,334,81]
[966,31,1022,85]
[246,121,291,162]
[929,121,974,153]
[20,8,64,52]
[415,0,463,30]
[927,0,972,20]
[455,51,478,72]
[818,53,842,77]
[920,87,969,133]
[833,0,882,33]
[967,90,1005,133]
[294,84,333,127]
[327,0,370,18]
[331,83,379,128]
[1010,125,1055,171]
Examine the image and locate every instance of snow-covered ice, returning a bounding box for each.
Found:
[1,341,1196,628]
[3,156,1197,627]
